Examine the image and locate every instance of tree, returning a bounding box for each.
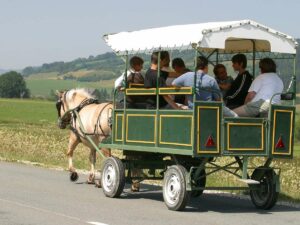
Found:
[0,71,30,98]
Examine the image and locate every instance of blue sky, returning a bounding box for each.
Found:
[1,0,300,69]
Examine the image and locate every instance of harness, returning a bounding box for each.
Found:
[56,91,112,142]
[70,100,112,142]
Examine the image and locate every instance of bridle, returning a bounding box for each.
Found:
[56,90,71,129]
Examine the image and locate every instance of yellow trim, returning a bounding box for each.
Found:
[129,83,144,88]
[126,114,156,144]
[159,115,193,146]
[125,88,156,95]
[114,114,124,142]
[272,109,293,155]
[197,106,220,154]
[158,87,193,95]
[227,122,264,151]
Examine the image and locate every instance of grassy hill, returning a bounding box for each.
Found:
[22,39,300,98]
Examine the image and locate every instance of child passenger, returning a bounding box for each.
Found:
[213,64,233,99]
[114,56,144,90]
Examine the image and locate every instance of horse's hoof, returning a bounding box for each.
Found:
[95,180,102,188]
[86,174,95,184]
[131,183,140,192]
[70,172,79,182]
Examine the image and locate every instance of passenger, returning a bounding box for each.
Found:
[114,56,144,90]
[213,64,233,98]
[166,58,190,104]
[172,56,237,117]
[114,56,146,108]
[225,54,253,109]
[233,58,283,117]
[165,58,190,86]
[144,51,187,109]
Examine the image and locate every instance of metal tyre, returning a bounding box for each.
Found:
[191,169,206,198]
[101,157,125,198]
[163,165,190,211]
[250,168,278,210]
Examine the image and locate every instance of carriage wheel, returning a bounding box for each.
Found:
[191,169,206,198]
[249,167,278,210]
[101,157,125,198]
[163,165,190,211]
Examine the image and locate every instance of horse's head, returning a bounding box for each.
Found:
[55,88,95,129]
[55,90,72,129]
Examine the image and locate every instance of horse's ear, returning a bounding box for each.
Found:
[56,90,63,97]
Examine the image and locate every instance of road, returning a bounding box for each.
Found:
[0,161,299,225]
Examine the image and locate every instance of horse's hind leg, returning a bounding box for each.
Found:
[87,148,96,184]
[67,132,80,173]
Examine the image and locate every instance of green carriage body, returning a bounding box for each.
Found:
[103,95,295,159]
[96,20,298,211]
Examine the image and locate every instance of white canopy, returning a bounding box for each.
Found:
[103,20,298,55]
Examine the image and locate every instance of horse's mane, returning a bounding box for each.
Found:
[66,88,95,101]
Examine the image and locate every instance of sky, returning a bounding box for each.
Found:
[1,0,300,69]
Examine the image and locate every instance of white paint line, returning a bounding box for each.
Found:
[88,222,109,225]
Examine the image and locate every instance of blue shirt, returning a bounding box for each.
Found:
[172,70,220,108]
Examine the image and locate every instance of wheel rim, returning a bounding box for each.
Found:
[164,174,181,205]
[102,163,116,193]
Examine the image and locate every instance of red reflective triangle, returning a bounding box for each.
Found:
[205,135,215,147]
[275,136,285,149]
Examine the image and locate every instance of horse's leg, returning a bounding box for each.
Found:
[87,148,96,184]
[87,147,111,184]
[67,132,80,172]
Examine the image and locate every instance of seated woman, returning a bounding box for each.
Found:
[233,58,283,117]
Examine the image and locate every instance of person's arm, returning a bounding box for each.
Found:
[245,76,260,104]
[244,91,256,104]
[171,73,186,87]
[226,74,247,100]
[114,74,124,89]
[167,71,181,78]
[212,79,222,101]
[162,95,181,109]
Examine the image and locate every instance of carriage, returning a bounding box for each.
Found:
[62,20,298,211]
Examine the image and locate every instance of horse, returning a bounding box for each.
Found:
[55,88,113,184]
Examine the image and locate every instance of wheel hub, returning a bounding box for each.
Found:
[165,174,181,205]
[103,164,116,192]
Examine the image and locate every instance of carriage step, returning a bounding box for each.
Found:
[238,179,260,184]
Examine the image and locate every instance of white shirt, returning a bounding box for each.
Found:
[114,69,135,89]
[249,72,283,103]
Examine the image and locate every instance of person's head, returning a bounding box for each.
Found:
[172,58,186,74]
[213,64,227,80]
[151,51,170,68]
[196,56,208,72]
[232,53,247,71]
[130,56,144,72]
[259,58,276,73]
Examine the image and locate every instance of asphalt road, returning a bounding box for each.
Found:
[0,161,299,225]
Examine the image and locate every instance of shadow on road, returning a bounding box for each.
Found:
[121,183,300,214]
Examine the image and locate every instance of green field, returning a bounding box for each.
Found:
[26,78,114,97]
[0,98,56,124]
[0,98,299,201]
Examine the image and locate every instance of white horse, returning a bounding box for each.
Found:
[56,88,113,183]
